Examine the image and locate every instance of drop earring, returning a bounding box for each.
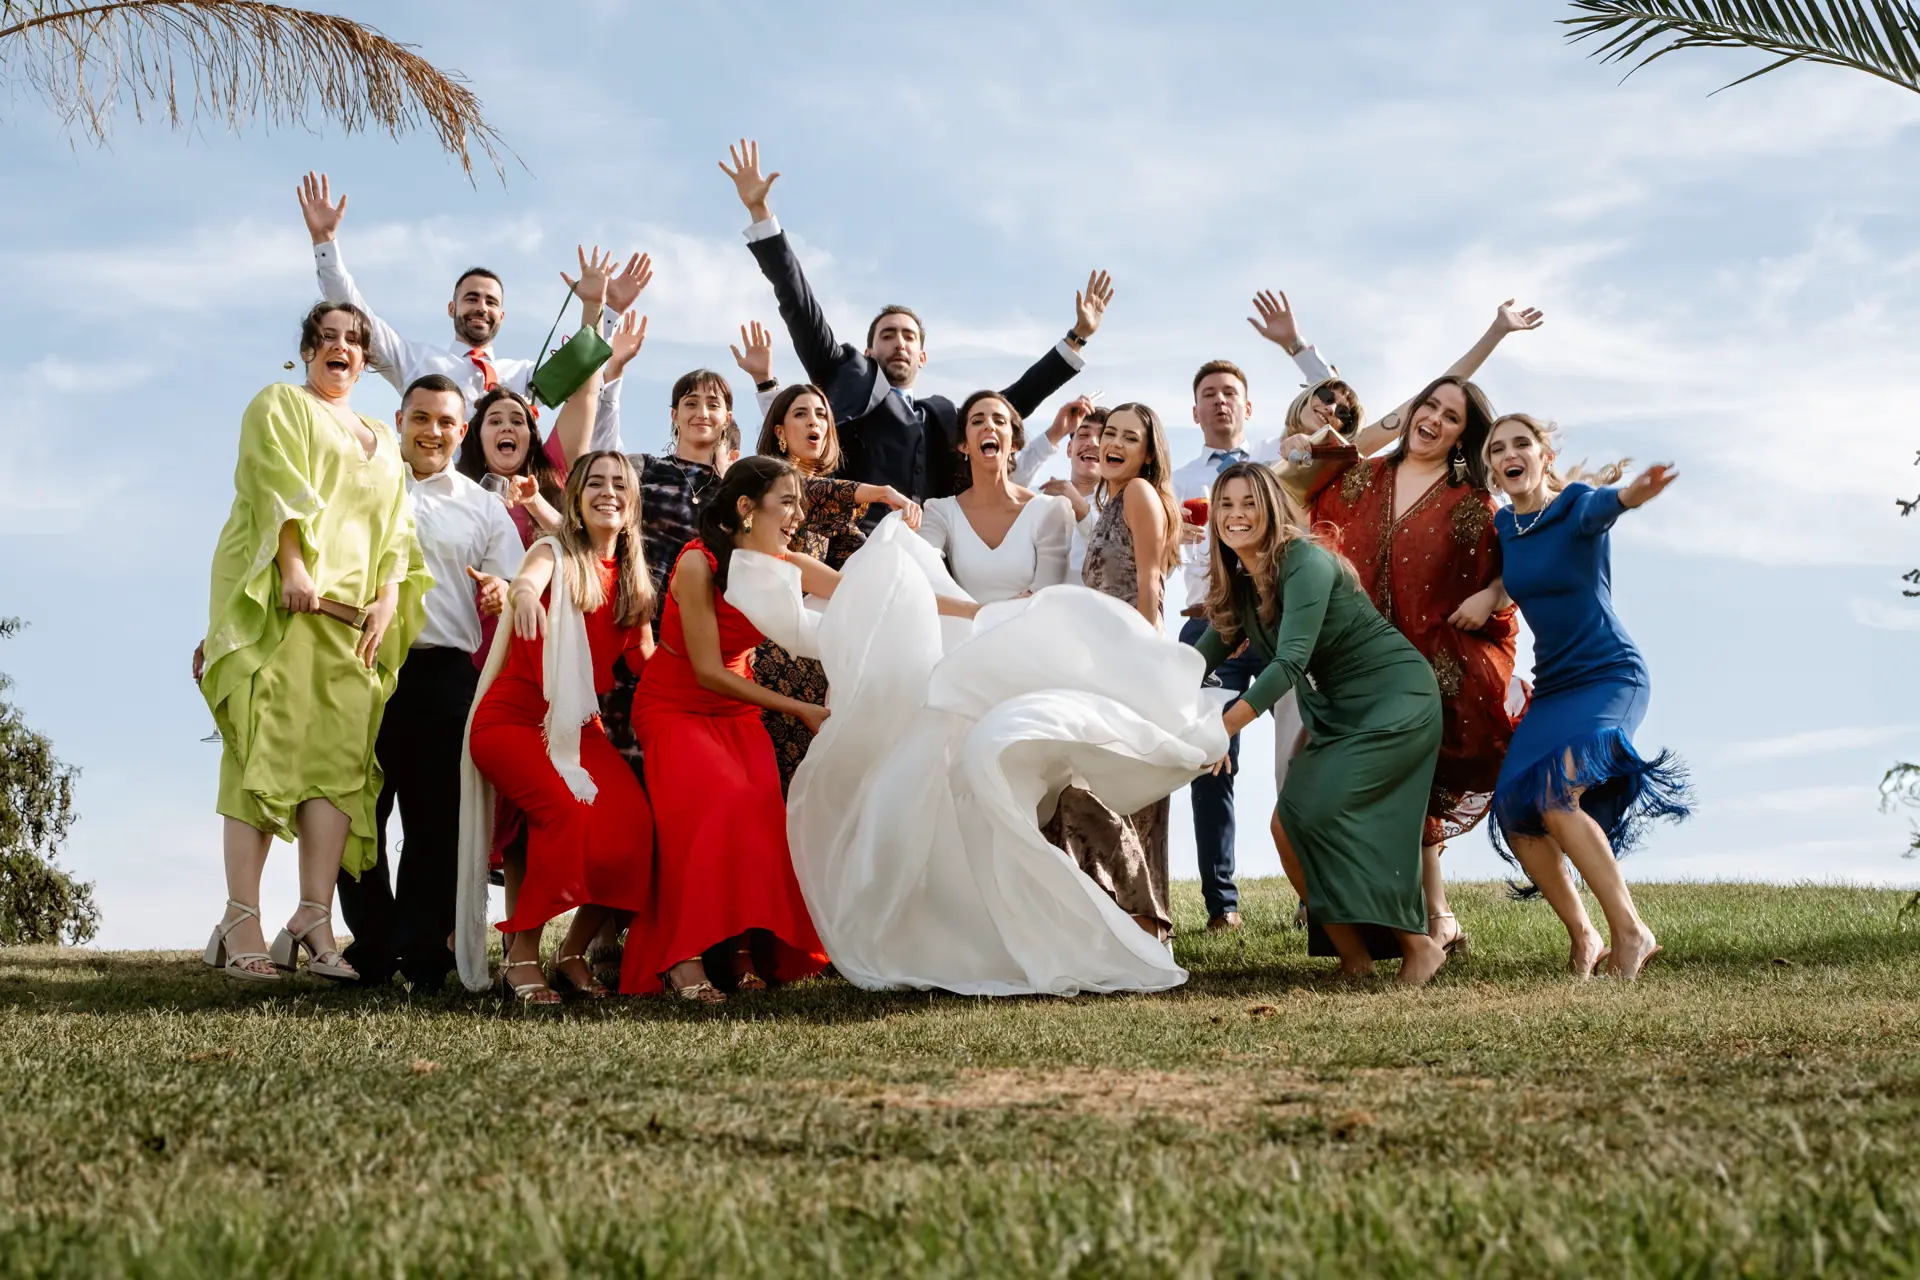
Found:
[742,514,754,533]
[1448,445,1468,484]
[778,437,789,455]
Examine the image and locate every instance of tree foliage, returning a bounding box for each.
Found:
[0,618,99,946]
[1564,1,1920,95]
[0,0,505,175]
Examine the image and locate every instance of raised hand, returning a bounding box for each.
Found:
[1049,394,1095,443]
[296,171,347,244]
[467,565,508,618]
[1248,289,1302,352]
[1619,462,1678,509]
[720,139,780,221]
[1493,298,1546,334]
[562,244,617,308]
[606,311,649,378]
[604,252,654,313]
[1073,270,1115,340]
[1039,478,1090,523]
[505,475,539,509]
[730,321,774,383]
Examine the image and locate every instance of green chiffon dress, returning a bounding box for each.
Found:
[201,383,430,878]
[1196,538,1441,958]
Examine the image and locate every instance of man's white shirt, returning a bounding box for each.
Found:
[313,240,625,452]
[405,467,524,653]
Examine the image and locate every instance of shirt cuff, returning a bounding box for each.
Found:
[743,216,782,243]
[1292,343,1334,385]
[1053,338,1086,371]
[313,241,338,267]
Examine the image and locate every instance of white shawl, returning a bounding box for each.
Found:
[454,536,601,992]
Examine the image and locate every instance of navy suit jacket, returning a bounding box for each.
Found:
[747,229,1081,500]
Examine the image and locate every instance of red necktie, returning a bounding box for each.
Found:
[469,347,498,393]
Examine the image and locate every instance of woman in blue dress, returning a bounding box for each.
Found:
[1483,415,1690,981]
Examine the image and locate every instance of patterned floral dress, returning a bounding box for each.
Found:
[752,476,868,793]
[1311,457,1517,845]
[1040,499,1172,933]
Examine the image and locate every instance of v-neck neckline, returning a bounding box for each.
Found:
[302,386,378,462]
[957,494,1043,552]
[1387,463,1448,531]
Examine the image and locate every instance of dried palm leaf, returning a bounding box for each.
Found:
[0,0,506,175]
[1563,0,1920,95]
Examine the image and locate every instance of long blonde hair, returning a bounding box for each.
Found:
[1093,401,1183,576]
[1202,461,1353,646]
[1483,414,1631,493]
[554,451,654,628]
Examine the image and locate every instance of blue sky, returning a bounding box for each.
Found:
[3,1,1917,948]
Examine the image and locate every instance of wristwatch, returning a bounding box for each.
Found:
[755,378,779,393]
[1064,329,1088,349]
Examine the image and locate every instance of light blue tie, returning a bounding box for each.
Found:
[1213,448,1249,473]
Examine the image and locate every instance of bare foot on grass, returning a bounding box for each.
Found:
[1396,935,1448,987]
[1570,930,1607,979]
[1607,929,1661,982]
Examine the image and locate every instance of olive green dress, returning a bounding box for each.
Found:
[1196,538,1440,958]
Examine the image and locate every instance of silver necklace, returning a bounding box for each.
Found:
[1510,495,1553,537]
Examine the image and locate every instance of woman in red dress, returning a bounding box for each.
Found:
[622,456,833,1002]
[1302,374,1517,955]
[466,450,657,1004]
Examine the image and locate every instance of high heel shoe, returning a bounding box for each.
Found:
[548,953,610,1000]
[1429,911,1472,958]
[204,900,279,981]
[268,900,359,981]
[501,959,561,1006]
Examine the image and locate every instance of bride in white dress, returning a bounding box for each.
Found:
[916,391,1076,601]
[724,500,1231,996]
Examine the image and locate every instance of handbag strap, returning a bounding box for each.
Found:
[528,287,579,387]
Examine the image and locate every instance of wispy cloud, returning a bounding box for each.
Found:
[1726,725,1920,763]
[1852,597,1920,632]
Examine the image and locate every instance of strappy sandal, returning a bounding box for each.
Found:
[500,959,561,1006]
[731,941,768,993]
[548,952,610,1000]
[1292,901,1310,931]
[670,978,726,1004]
[1430,911,1472,958]
[268,900,359,981]
[203,900,279,982]
[587,940,623,992]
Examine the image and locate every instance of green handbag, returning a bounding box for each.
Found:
[526,289,613,410]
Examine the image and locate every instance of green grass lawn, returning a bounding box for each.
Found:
[4,879,1920,1278]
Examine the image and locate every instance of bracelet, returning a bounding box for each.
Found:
[755,378,778,393]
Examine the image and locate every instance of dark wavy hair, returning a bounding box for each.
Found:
[1385,375,1497,490]
[756,382,841,475]
[455,386,564,515]
[697,454,799,591]
[297,301,381,372]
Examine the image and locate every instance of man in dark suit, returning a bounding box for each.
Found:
[721,140,1112,504]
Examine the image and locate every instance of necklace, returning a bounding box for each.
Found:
[1510,494,1554,537]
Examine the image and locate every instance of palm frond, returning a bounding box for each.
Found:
[0,0,506,176]
[1563,0,1920,95]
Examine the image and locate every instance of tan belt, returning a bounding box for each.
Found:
[313,597,369,631]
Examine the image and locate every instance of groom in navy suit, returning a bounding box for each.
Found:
[721,140,1112,506]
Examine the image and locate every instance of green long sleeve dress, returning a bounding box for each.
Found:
[202,383,431,878]
[1196,538,1441,958]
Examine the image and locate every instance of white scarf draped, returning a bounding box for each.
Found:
[454,536,600,992]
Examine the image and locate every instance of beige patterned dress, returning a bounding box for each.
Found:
[1041,499,1172,933]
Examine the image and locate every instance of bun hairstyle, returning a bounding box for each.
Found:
[552,451,654,628]
[697,454,799,591]
[455,386,564,513]
[951,391,1026,494]
[756,382,842,474]
[1385,375,1497,490]
[1482,414,1631,493]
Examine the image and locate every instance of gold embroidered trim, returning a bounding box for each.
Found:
[1451,496,1493,546]
[1429,650,1463,698]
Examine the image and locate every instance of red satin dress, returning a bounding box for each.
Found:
[469,558,654,934]
[621,541,828,994]
[1313,458,1518,845]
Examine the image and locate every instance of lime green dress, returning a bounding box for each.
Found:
[201,383,430,877]
[1196,538,1440,957]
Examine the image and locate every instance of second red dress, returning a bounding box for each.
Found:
[470,557,654,935]
[621,541,828,994]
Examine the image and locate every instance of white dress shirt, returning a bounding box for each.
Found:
[1171,344,1340,614]
[313,240,626,452]
[405,466,524,653]
[917,494,1074,604]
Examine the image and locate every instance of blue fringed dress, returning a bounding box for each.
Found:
[1491,483,1690,857]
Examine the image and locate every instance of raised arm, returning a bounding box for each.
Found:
[1352,299,1545,457]
[1011,395,1093,487]
[550,247,633,467]
[722,140,861,398]
[1247,289,1336,385]
[998,272,1111,420]
[298,171,411,390]
[577,252,652,454]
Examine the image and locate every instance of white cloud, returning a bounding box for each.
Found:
[1852,596,1920,632]
[1726,725,1920,763]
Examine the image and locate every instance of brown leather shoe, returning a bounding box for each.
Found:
[1207,911,1242,933]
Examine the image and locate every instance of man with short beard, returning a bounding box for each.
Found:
[298,172,640,450]
[720,141,1111,509]
[335,373,522,989]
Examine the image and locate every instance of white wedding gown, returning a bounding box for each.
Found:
[723,516,1230,996]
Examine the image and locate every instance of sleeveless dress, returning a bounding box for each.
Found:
[468,558,655,934]
[1041,499,1172,932]
[1196,539,1441,959]
[621,540,829,993]
[752,476,868,793]
[1311,458,1517,845]
[1491,484,1691,859]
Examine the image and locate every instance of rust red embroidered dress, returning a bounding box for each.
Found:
[1311,459,1518,843]
[621,541,829,993]
[469,558,655,934]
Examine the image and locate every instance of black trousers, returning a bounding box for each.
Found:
[337,646,477,987]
